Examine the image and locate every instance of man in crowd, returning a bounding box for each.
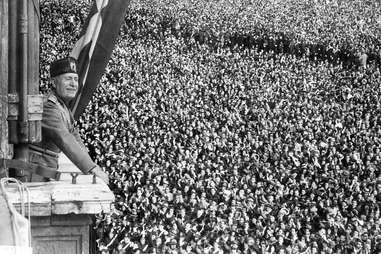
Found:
[28,57,109,184]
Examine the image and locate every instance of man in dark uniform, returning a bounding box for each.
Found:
[28,57,109,184]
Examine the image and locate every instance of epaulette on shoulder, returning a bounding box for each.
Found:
[46,93,58,105]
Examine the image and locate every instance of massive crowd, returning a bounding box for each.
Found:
[40,0,381,253]
[126,0,381,68]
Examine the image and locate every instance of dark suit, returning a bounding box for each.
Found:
[28,92,96,181]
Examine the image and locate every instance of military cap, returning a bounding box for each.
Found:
[50,57,78,77]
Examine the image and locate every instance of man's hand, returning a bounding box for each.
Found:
[90,166,109,185]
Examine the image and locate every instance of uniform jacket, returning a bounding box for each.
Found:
[29,92,96,180]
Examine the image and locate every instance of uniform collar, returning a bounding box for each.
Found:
[48,92,71,108]
[48,92,75,124]
[47,92,58,104]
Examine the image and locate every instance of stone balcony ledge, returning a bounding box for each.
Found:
[4,153,114,216]
[4,175,114,216]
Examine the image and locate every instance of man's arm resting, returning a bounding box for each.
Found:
[42,104,109,184]
[88,166,110,185]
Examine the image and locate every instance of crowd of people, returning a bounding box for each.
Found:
[40,0,381,253]
[126,0,381,68]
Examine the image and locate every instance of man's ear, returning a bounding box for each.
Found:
[50,77,57,89]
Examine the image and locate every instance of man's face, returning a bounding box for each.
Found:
[53,73,78,101]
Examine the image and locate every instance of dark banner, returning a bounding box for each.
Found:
[70,0,130,119]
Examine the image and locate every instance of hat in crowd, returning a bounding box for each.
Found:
[50,57,78,77]
[168,239,177,246]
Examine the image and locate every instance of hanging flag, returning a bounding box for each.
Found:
[70,0,130,119]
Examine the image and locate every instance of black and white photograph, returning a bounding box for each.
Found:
[0,0,381,253]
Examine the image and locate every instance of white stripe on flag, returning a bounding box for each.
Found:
[89,0,108,58]
[70,0,109,113]
[70,0,109,59]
